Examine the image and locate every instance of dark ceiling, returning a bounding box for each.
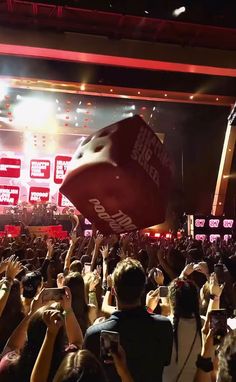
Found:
[0,0,236,50]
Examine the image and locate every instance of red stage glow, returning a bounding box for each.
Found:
[0,43,236,78]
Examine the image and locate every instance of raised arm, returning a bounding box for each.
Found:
[64,233,79,273]
[0,257,22,317]
[30,310,63,382]
[61,286,83,348]
[91,235,103,272]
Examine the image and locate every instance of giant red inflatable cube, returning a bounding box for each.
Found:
[60,115,173,234]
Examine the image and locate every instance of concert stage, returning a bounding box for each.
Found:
[0,223,68,238]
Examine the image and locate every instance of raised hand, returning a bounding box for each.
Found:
[6,257,23,280]
[94,234,103,247]
[209,272,224,297]
[61,286,72,311]
[29,288,45,316]
[0,255,14,274]
[100,245,109,260]
[43,309,63,335]
[154,268,164,286]
[180,262,195,278]
[89,272,101,292]
[70,232,79,246]
[146,288,160,312]
[193,261,209,278]
[111,344,132,380]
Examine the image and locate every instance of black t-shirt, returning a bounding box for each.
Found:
[83,307,173,382]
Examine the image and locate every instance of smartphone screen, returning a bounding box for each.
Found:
[209,309,227,345]
[84,262,91,274]
[159,286,169,298]
[42,288,65,303]
[214,264,225,285]
[84,230,92,237]
[100,330,120,363]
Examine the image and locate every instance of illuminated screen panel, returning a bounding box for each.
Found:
[30,159,50,179]
[193,215,234,241]
[0,88,164,214]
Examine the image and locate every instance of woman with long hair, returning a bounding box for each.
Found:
[163,278,203,382]
[64,272,97,335]
[0,306,65,382]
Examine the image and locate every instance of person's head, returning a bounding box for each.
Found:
[53,350,107,382]
[17,307,65,382]
[218,330,236,382]
[169,278,202,361]
[69,260,82,274]
[147,267,164,287]
[112,258,145,308]
[64,272,88,334]
[22,271,43,299]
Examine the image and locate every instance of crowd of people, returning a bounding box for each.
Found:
[0,229,236,382]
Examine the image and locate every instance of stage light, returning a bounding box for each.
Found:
[172,6,186,17]
[154,233,161,238]
[189,95,194,100]
[144,10,149,14]
[0,81,8,101]
[14,98,57,132]
[166,233,172,239]
[164,94,168,97]
[153,107,156,111]
[145,232,150,236]
[80,84,86,91]
[76,108,87,114]
[138,91,141,95]
[110,89,113,92]
[216,98,219,101]
[123,112,133,118]
[131,105,136,110]
[16,94,22,101]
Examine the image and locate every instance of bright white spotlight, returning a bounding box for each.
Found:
[16,94,22,101]
[172,6,186,17]
[131,105,136,110]
[0,81,8,101]
[14,98,57,132]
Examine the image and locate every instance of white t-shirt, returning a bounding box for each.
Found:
[163,317,202,382]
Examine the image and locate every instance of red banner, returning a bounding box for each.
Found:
[54,155,72,184]
[29,187,50,204]
[30,159,50,179]
[0,185,20,205]
[0,158,21,178]
[58,192,74,207]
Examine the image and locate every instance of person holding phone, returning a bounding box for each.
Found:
[163,278,203,382]
[83,258,173,382]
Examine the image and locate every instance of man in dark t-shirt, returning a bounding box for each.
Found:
[83,258,173,382]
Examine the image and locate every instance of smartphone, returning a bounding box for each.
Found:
[84,230,92,237]
[159,286,169,298]
[214,264,225,285]
[209,309,227,345]
[42,288,65,303]
[84,262,91,274]
[100,330,120,363]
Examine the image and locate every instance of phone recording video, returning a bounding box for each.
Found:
[159,286,169,298]
[84,262,91,274]
[41,288,65,303]
[209,309,227,345]
[100,330,120,363]
[214,264,225,285]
